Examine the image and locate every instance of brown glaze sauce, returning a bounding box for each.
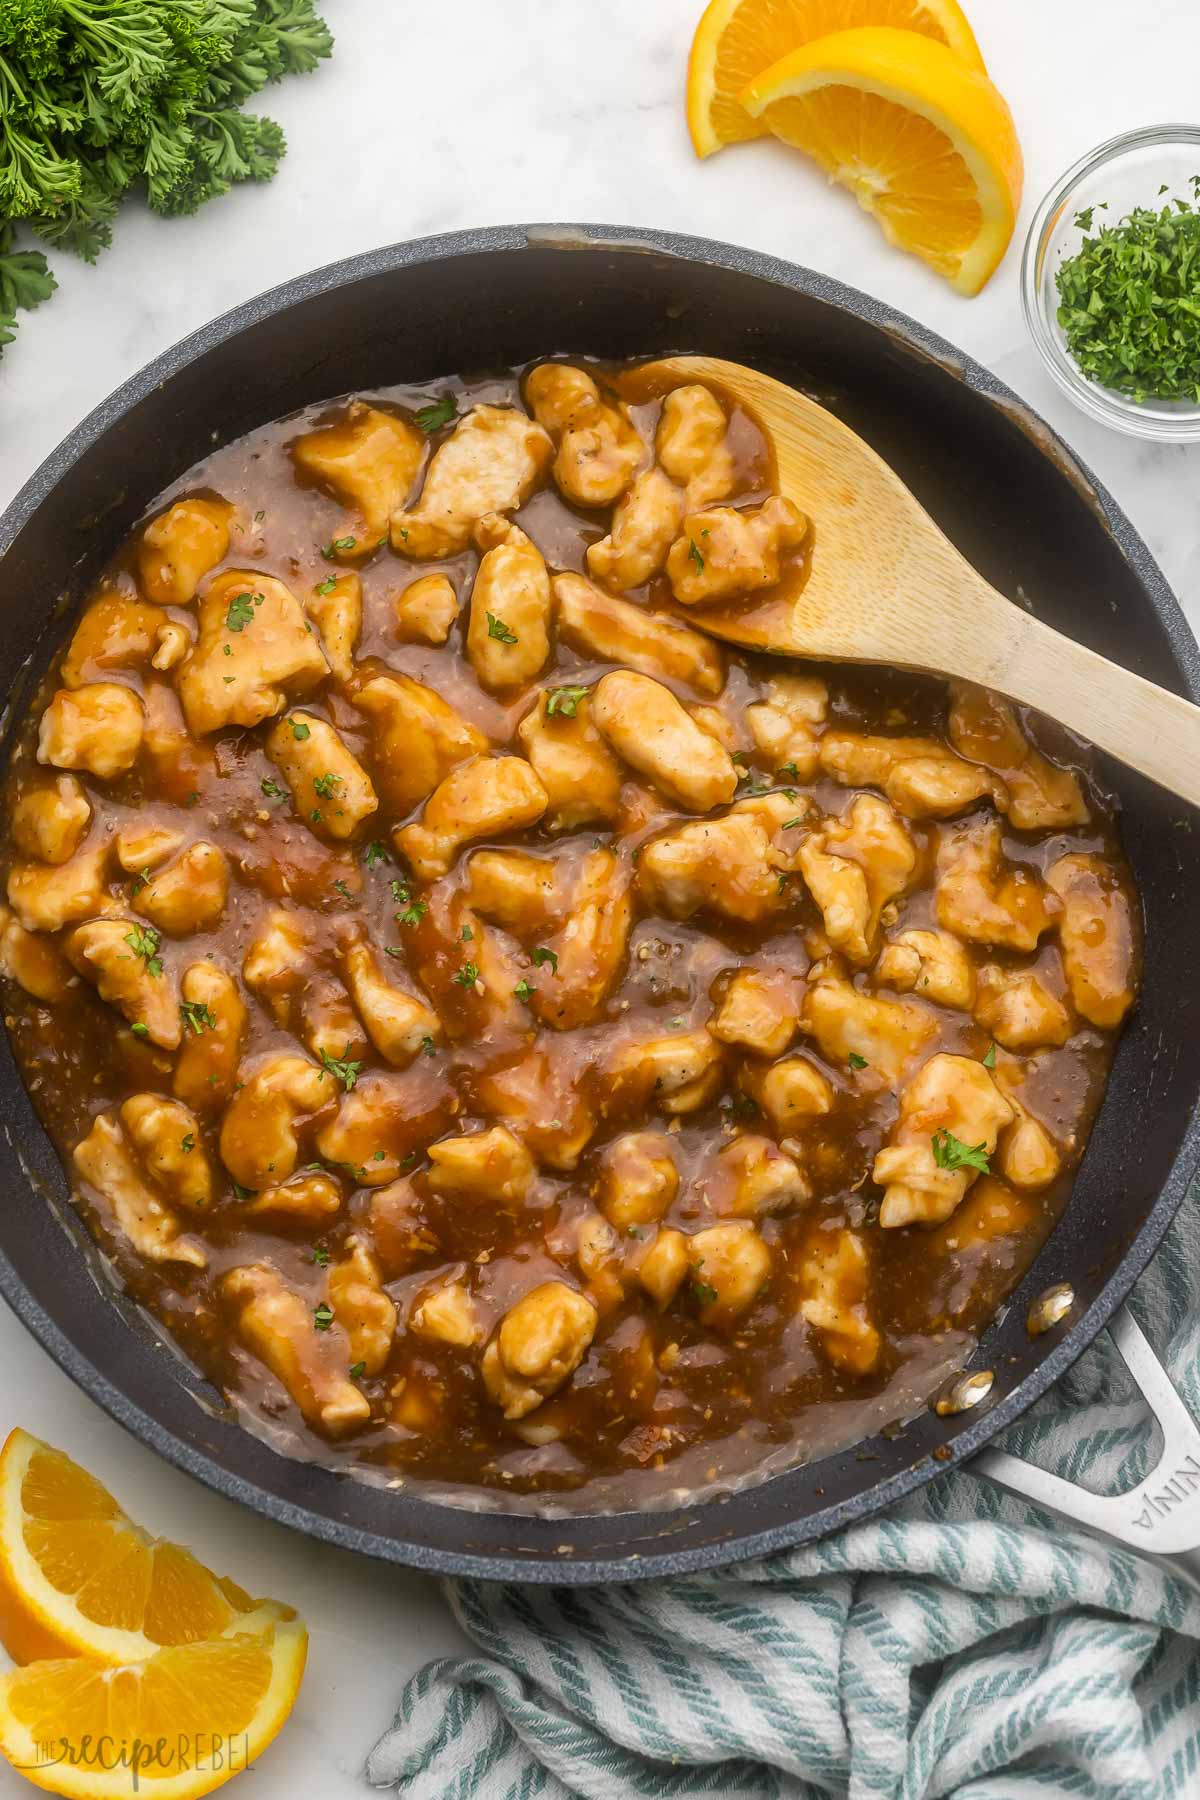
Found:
[0,363,1140,1513]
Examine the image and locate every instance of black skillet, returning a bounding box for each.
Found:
[1,225,1199,1585]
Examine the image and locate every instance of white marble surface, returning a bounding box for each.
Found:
[1,1,1199,1792]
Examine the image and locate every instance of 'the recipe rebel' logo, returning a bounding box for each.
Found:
[1128,1452,1200,1532]
[16,1733,251,1791]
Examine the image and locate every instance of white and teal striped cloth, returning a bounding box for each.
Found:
[368,1177,1200,1799]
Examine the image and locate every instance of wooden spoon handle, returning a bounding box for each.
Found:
[952,583,1200,807]
[645,354,1200,805]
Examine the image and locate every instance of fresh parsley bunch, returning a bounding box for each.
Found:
[0,0,333,357]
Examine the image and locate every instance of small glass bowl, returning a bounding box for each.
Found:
[1022,124,1200,442]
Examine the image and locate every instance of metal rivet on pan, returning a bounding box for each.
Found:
[1026,1282,1075,1337]
[934,1368,995,1417]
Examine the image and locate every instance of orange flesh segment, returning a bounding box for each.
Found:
[759,87,982,271]
[688,0,985,156]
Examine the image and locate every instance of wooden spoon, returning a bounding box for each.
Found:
[642,355,1200,807]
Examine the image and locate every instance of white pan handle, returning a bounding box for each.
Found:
[972,1303,1200,1598]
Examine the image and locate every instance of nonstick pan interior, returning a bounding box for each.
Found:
[1,225,1198,1582]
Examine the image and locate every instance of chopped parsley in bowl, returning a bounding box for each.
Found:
[1023,126,1200,442]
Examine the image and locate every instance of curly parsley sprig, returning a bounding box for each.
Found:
[0,1,333,357]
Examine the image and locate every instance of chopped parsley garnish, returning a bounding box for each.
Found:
[129,866,152,897]
[415,394,457,433]
[421,1035,436,1057]
[513,978,533,1002]
[290,718,311,741]
[1056,179,1200,403]
[333,879,353,901]
[180,1000,217,1036]
[461,925,474,941]
[364,841,388,869]
[311,1246,330,1266]
[486,611,518,644]
[454,961,480,987]
[181,1134,195,1154]
[395,900,427,928]
[781,815,805,830]
[313,1302,334,1331]
[321,535,357,559]
[260,777,289,802]
[688,539,704,573]
[349,1361,366,1380]
[532,946,558,974]
[848,1052,868,1071]
[931,1129,990,1174]
[982,1042,997,1069]
[319,1045,363,1091]
[313,771,341,798]
[691,1278,718,1307]
[232,1182,256,1201]
[130,1021,149,1038]
[224,592,256,633]
[777,762,801,781]
[314,576,337,595]
[546,685,589,719]
[390,878,410,904]
[125,924,163,978]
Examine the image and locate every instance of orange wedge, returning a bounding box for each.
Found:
[686,0,985,157]
[0,1428,259,1666]
[0,1605,307,1799]
[739,27,1023,295]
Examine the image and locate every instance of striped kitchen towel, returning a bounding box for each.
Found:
[367,1176,1200,1800]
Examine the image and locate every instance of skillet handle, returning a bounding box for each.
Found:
[971,1303,1200,1598]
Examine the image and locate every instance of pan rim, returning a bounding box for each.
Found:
[1,220,1198,1584]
